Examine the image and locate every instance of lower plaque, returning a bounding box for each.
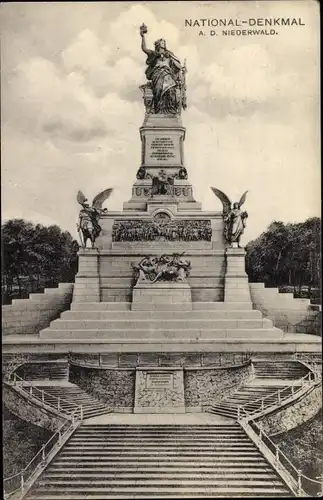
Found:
[134,368,185,413]
[146,372,173,389]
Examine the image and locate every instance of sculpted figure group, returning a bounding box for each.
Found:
[112,219,212,242]
[133,253,191,284]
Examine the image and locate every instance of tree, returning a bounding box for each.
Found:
[2,219,79,304]
[246,217,321,295]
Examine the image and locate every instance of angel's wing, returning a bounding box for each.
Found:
[210,187,231,213]
[238,191,248,208]
[92,188,113,209]
[77,190,87,205]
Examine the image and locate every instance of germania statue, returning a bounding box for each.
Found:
[211,188,248,248]
[76,189,113,248]
[139,23,187,114]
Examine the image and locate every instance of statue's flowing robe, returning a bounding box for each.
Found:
[80,207,101,239]
[145,50,181,113]
[225,209,245,242]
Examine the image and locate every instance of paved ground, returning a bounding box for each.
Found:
[17,380,73,387]
[3,333,321,344]
[84,412,235,425]
[248,378,303,386]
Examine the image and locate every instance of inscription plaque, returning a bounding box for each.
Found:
[146,135,181,165]
[146,372,173,389]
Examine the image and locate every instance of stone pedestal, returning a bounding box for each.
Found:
[134,367,185,413]
[124,112,200,211]
[224,247,252,303]
[72,248,100,302]
[132,282,192,311]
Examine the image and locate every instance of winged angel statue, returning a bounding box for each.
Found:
[76,189,113,248]
[211,188,248,247]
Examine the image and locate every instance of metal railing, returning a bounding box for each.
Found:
[237,360,322,497]
[4,410,82,499]
[237,370,320,419]
[294,353,322,377]
[7,372,83,418]
[241,418,323,497]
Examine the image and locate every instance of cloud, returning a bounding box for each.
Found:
[43,119,108,143]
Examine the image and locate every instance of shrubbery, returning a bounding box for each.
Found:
[272,410,322,495]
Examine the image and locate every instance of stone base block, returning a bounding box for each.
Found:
[185,406,202,413]
[112,407,133,413]
[132,282,192,311]
[134,367,185,414]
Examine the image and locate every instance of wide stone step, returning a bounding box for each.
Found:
[71,303,131,311]
[27,488,290,499]
[41,392,94,397]
[54,456,270,464]
[43,395,101,403]
[49,319,271,329]
[70,302,254,312]
[61,310,262,320]
[40,328,281,340]
[208,410,238,418]
[48,465,271,472]
[36,479,283,486]
[42,390,95,396]
[68,438,252,444]
[254,367,305,371]
[74,429,245,435]
[40,392,97,399]
[81,425,240,429]
[216,403,260,410]
[60,451,260,457]
[63,444,257,451]
[83,410,112,418]
[41,472,279,480]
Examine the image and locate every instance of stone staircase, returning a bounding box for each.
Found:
[31,383,112,419]
[206,384,289,420]
[26,424,292,499]
[39,301,284,341]
[16,361,69,381]
[252,360,309,379]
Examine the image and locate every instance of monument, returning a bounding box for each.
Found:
[35,25,320,413]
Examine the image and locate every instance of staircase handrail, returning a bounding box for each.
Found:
[293,353,321,378]
[239,371,319,414]
[4,409,82,499]
[7,372,82,418]
[15,359,68,365]
[239,416,322,497]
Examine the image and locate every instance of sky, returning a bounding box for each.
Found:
[1,1,320,244]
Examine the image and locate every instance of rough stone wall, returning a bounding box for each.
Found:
[249,283,321,334]
[70,365,136,408]
[260,385,322,436]
[184,363,252,407]
[3,384,65,432]
[2,283,74,335]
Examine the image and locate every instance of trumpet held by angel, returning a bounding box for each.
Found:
[76,188,113,248]
[210,187,248,248]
